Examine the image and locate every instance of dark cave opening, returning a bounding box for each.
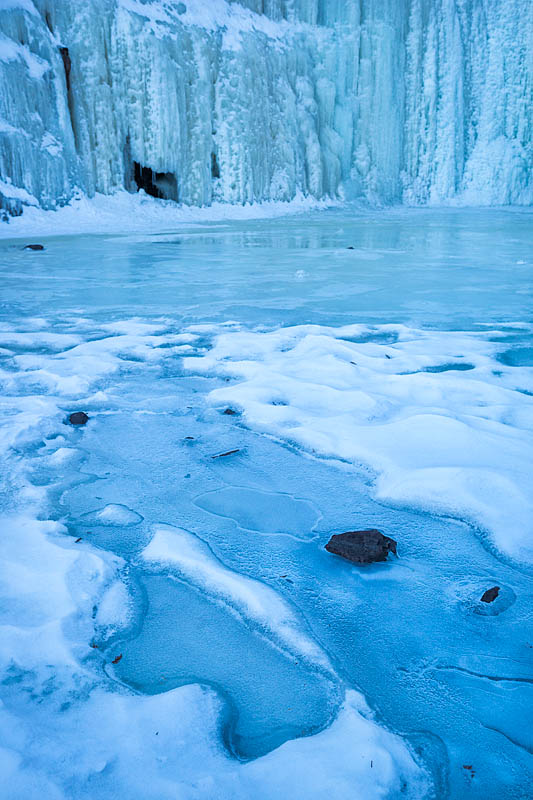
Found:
[133,162,178,201]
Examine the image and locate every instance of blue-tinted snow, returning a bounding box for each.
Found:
[0,208,532,798]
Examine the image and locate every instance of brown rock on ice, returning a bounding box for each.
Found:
[325,529,397,564]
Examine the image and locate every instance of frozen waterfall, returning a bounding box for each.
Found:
[0,0,531,214]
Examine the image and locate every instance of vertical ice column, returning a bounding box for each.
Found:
[401,0,533,205]
[0,0,531,211]
[0,1,79,212]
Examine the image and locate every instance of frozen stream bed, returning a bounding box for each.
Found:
[0,207,532,799]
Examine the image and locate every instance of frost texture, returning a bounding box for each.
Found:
[0,0,531,212]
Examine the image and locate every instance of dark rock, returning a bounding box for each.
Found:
[347,246,355,250]
[68,411,89,426]
[223,408,237,415]
[480,586,500,603]
[24,244,45,251]
[325,529,397,564]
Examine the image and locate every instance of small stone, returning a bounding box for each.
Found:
[68,411,89,426]
[347,246,355,250]
[223,408,237,415]
[325,529,397,564]
[23,244,45,251]
[480,586,500,603]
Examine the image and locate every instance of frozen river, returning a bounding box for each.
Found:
[0,207,532,799]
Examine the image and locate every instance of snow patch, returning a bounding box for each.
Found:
[0,178,38,206]
[82,504,144,527]
[95,579,134,632]
[0,681,428,800]
[0,33,49,79]
[185,323,533,563]
[0,190,335,239]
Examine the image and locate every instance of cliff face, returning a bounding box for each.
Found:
[0,0,531,215]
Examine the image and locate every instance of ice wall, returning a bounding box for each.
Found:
[0,0,531,214]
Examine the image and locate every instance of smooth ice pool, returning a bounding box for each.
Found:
[108,573,340,761]
[194,486,321,539]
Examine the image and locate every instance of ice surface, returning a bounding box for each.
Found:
[186,323,533,563]
[0,208,532,798]
[120,529,340,758]
[194,486,320,538]
[141,524,332,670]
[0,0,531,215]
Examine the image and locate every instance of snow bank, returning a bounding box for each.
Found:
[95,578,135,632]
[184,323,533,563]
[0,681,428,800]
[0,190,334,239]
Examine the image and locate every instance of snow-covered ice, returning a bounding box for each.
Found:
[0,207,532,798]
[141,523,332,670]
[81,503,144,527]
[0,1,531,794]
[185,323,533,563]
